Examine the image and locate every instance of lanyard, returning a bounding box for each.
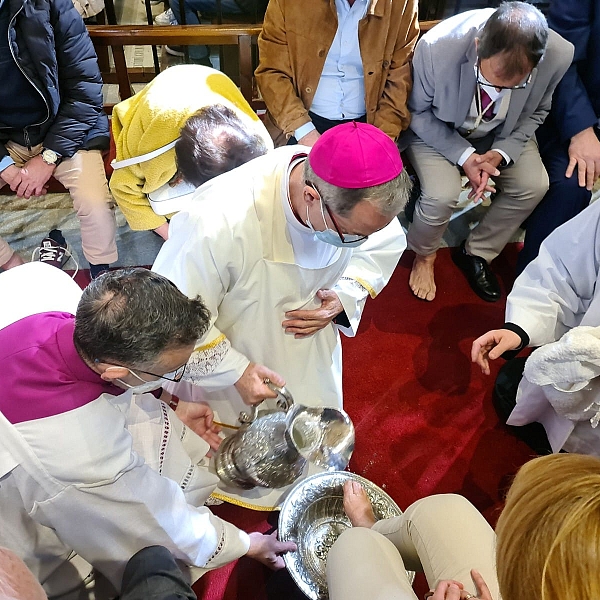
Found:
[472,83,499,132]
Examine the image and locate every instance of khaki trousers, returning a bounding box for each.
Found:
[405,137,549,263]
[0,142,117,266]
[326,494,499,600]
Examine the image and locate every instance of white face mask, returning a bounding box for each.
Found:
[115,369,164,394]
[306,199,367,248]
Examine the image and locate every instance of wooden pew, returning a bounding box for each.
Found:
[88,24,262,108]
[88,20,440,111]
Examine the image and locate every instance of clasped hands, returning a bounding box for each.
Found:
[0,155,55,198]
[462,151,503,202]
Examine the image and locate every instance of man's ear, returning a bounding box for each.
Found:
[97,364,130,382]
[303,184,320,206]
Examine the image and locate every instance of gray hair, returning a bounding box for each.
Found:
[478,2,548,78]
[303,160,412,218]
[73,268,210,369]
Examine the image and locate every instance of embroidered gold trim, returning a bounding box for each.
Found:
[210,491,280,512]
[194,333,227,352]
[353,277,377,299]
[341,276,377,299]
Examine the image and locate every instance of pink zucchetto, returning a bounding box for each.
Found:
[308,122,403,189]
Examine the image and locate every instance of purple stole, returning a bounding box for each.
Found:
[1,312,124,424]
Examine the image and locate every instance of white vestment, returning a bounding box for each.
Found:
[505,200,600,454]
[153,146,406,508]
[0,264,249,596]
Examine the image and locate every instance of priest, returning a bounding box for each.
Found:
[0,264,294,597]
[153,122,410,508]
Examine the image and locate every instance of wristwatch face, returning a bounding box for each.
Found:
[41,149,58,165]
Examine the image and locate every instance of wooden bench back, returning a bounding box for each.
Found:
[88,24,262,106]
[88,19,440,110]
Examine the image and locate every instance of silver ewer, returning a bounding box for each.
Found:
[214,382,355,489]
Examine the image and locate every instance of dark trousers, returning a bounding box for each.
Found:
[287,111,367,144]
[516,121,596,275]
[120,546,196,600]
[493,357,553,455]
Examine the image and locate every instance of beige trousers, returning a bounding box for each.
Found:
[0,142,117,266]
[326,494,499,600]
[405,137,549,263]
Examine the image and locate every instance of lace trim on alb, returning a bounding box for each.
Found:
[205,525,226,565]
[180,464,195,491]
[182,337,231,383]
[158,402,171,476]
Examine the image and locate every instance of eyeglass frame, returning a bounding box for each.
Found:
[305,181,369,245]
[95,360,188,382]
[132,363,187,383]
[475,59,532,91]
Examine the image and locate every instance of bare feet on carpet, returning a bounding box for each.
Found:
[409,252,437,301]
[343,480,376,528]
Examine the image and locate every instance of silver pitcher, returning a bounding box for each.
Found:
[214,382,355,489]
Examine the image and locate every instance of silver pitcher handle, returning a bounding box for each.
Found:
[238,379,295,424]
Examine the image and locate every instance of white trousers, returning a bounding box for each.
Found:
[327,494,499,600]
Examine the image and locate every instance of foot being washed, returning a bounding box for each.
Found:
[343,480,377,528]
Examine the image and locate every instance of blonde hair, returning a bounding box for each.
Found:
[496,454,600,600]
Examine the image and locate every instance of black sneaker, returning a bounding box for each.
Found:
[32,229,70,269]
[89,263,110,279]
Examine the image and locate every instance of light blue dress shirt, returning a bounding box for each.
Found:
[295,0,368,141]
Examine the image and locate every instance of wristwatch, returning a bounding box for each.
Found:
[41,148,61,166]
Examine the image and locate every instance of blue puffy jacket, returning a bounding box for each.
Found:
[0,0,109,160]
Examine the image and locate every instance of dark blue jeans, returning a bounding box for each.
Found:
[516,121,596,275]
[168,0,242,60]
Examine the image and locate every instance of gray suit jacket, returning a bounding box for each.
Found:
[402,9,574,164]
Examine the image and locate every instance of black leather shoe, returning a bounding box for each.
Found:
[452,241,501,302]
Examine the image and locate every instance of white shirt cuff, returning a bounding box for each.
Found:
[457,147,476,167]
[492,148,511,166]
[0,155,15,173]
[294,121,316,142]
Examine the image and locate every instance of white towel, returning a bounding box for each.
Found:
[524,326,600,424]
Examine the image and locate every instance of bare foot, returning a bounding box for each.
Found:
[409,252,437,301]
[343,480,376,528]
[1,251,25,271]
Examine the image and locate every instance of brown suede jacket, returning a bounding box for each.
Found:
[255,0,419,145]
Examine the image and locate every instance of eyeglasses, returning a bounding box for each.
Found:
[476,61,532,91]
[132,363,188,383]
[98,361,188,382]
[305,181,369,245]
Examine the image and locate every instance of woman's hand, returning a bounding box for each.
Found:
[425,570,493,600]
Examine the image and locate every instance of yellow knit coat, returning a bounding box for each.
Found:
[110,65,272,231]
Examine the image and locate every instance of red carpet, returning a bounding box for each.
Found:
[192,244,537,600]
